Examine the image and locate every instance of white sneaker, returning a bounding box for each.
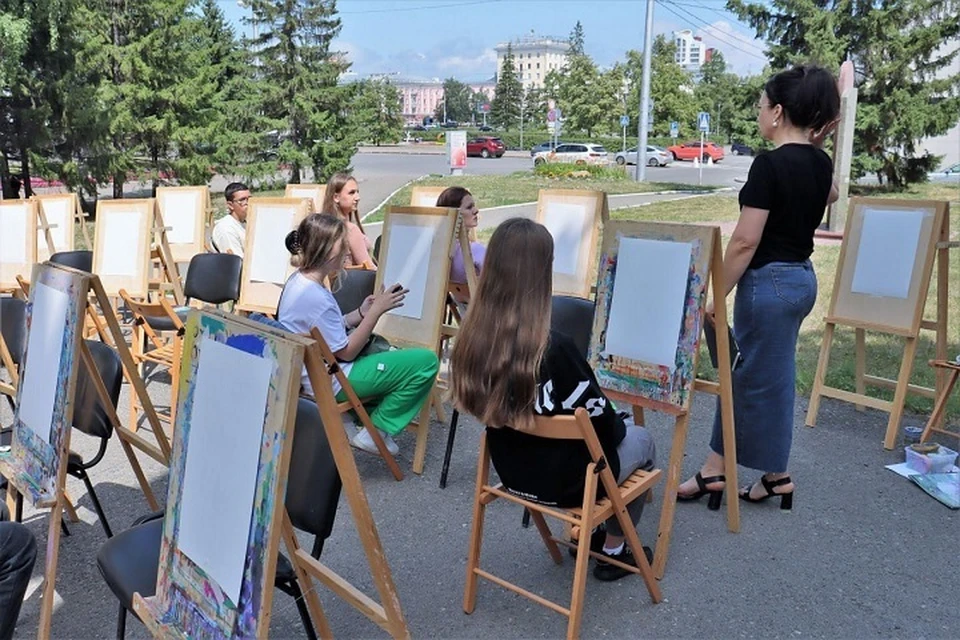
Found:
[351,428,400,456]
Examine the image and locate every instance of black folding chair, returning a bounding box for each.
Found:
[96,397,343,639]
[50,250,94,272]
[332,268,376,315]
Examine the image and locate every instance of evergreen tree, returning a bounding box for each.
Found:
[246,0,356,183]
[351,78,403,146]
[729,0,960,187]
[569,21,585,56]
[491,44,523,129]
[434,78,475,123]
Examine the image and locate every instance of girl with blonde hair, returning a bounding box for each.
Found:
[279,213,439,454]
[450,217,656,582]
[322,172,375,267]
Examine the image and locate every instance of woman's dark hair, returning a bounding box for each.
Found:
[436,186,471,209]
[764,65,840,131]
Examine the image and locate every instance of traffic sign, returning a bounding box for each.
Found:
[547,109,557,123]
[620,115,630,128]
[670,121,679,138]
[698,111,711,133]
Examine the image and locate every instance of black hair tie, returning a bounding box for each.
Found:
[285,229,301,254]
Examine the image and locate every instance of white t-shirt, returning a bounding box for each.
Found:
[212,214,246,257]
[278,271,352,397]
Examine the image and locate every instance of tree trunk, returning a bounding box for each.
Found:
[113,172,124,199]
[0,150,10,200]
[290,161,301,185]
[19,144,33,198]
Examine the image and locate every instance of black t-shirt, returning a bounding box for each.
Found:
[485,331,625,508]
[739,143,834,269]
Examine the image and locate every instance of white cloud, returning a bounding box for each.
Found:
[696,20,768,77]
[436,48,498,75]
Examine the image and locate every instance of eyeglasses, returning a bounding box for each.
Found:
[230,197,250,205]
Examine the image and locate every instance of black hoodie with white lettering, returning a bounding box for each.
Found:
[486,331,625,508]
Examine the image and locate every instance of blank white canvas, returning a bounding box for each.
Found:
[41,199,72,251]
[381,222,436,320]
[177,337,273,607]
[0,204,29,264]
[99,211,142,276]
[17,282,70,442]
[287,187,321,210]
[604,237,692,370]
[160,192,200,245]
[414,192,439,207]
[249,206,293,285]
[543,202,589,276]
[851,208,925,299]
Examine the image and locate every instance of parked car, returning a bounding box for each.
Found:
[533,143,609,166]
[530,140,564,156]
[666,141,725,162]
[731,141,754,156]
[615,145,672,167]
[440,120,460,129]
[928,162,960,182]
[466,136,505,158]
[408,124,427,131]
[478,124,494,132]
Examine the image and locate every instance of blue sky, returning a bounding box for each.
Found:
[219,0,769,80]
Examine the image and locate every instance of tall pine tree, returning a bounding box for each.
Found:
[246,0,356,183]
[729,0,960,187]
[351,78,403,146]
[491,44,523,129]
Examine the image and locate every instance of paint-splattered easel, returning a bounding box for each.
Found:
[589,221,739,579]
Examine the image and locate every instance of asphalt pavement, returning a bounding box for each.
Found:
[3,356,958,638]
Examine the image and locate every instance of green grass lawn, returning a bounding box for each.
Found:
[363,172,716,223]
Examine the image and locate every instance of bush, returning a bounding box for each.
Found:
[533,162,629,180]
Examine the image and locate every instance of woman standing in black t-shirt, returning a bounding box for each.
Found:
[677,66,840,511]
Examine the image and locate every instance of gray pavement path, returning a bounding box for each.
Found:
[3,362,957,639]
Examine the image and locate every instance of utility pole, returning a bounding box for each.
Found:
[636,0,655,181]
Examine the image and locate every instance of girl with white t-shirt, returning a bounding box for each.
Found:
[278,214,439,455]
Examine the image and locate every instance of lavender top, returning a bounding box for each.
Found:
[450,241,486,284]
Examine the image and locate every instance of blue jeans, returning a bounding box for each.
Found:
[0,512,37,640]
[710,260,817,472]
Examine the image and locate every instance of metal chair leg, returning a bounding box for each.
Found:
[521,508,531,529]
[116,603,126,640]
[287,581,318,640]
[439,409,460,489]
[80,470,114,537]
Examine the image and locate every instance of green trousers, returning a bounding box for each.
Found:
[335,348,440,436]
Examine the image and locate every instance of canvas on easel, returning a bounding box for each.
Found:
[0,200,38,292]
[33,194,79,262]
[156,186,209,264]
[374,205,464,474]
[806,198,949,449]
[285,183,326,213]
[133,310,307,639]
[92,199,155,299]
[0,263,86,638]
[237,197,310,315]
[535,189,608,298]
[588,220,738,578]
[409,185,446,208]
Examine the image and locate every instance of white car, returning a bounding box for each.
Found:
[533,143,609,166]
[615,145,672,167]
[928,162,960,182]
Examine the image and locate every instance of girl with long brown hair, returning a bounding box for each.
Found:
[450,217,656,582]
[435,186,486,289]
[278,213,439,455]
[322,172,375,267]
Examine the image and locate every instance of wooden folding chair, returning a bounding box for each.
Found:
[119,290,185,433]
[463,407,663,639]
[309,328,404,481]
[920,359,960,444]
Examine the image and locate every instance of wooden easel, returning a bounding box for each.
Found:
[409,185,446,208]
[806,198,949,450]
[374,205,471,474]
[237,197,311,316]
[285,183,326,214]
[34,193,91,250]
[148,202,186,305]
[535,189,609,298]
[588,222,739,579]
[0,200,39,294]
[155,185,210,265]
[0,263,162,638]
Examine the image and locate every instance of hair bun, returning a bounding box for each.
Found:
[285,229,301,254]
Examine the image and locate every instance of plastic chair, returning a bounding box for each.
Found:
[331,268,376,315]
[96,397,343,639]
[183,253,242,306]
[463,408,663,639]
[49,250,94,273]
[67,340,124,538]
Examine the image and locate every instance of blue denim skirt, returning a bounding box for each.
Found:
[710,260,817,472]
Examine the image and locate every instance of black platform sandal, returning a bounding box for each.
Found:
[676,472,725,511]
[739,475,793,511]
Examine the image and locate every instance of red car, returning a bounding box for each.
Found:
[467,136,505,158]
[666,141,725,162]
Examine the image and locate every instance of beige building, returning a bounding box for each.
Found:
[494,34,569,90]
